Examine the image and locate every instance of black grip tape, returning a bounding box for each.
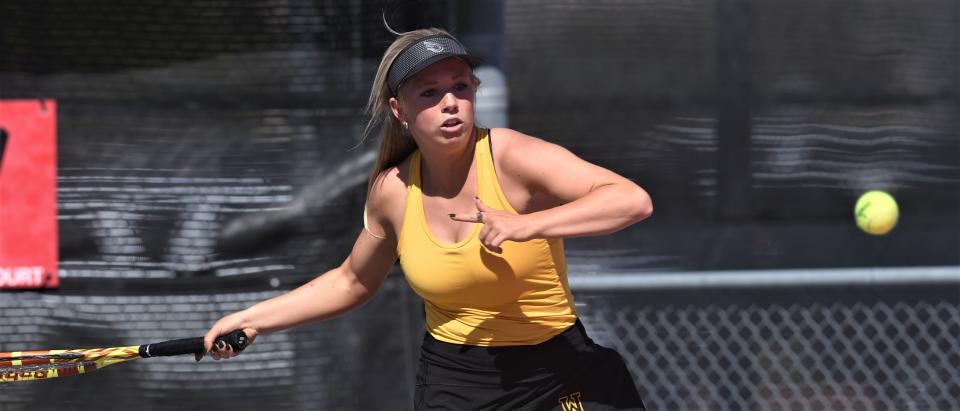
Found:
[139,330,248,358]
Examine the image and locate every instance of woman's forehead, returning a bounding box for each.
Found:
[407,57,472,86]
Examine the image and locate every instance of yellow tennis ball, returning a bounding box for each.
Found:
[855,191,898,235]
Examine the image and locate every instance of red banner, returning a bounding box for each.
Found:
[0,100,59,289]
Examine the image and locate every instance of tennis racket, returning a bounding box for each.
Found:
[0,329,247,383]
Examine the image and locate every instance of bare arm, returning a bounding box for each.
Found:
[203,170,403,357]
[451,128,652,251]
[516,137,652,239]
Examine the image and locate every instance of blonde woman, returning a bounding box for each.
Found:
[204,28,651,411]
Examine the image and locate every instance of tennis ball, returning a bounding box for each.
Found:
[854,191,898,235]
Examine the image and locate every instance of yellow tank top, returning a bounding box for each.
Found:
[397,128,577,347]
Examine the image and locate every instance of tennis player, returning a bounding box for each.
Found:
[204,28,652,411]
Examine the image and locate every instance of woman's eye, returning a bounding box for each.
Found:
[453,83,468,91]
[420,89,436,97]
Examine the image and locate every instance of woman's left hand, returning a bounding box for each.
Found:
[450,198,536,253]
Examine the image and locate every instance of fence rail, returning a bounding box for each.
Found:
[570,266,960,291]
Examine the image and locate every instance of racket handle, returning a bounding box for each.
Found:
[139,329,248,358]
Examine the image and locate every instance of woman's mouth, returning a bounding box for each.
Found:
[441,118,464,133]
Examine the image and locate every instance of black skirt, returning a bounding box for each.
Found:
[414,319,646,411]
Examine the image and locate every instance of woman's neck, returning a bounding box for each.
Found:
[418,131,476,199]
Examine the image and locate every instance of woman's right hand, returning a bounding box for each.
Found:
[201,311,259,361]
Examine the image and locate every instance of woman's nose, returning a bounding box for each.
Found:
[441,92,458,113]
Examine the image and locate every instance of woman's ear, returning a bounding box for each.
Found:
[389,97,404,123]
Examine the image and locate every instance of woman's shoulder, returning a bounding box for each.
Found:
[370,155,413,203]
[368,152,417,212]
[366,154,415,237]
[489,127,561,152]
[488,128,564,169]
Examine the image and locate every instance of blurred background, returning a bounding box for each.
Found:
[0,0,957,410]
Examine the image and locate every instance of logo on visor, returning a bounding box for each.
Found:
[423,40,444,53]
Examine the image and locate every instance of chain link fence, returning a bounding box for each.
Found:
[575,269,960,411]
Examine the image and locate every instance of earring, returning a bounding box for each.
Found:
[402,121,409,130]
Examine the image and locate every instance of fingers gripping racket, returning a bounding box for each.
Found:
[0,330,247,383]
